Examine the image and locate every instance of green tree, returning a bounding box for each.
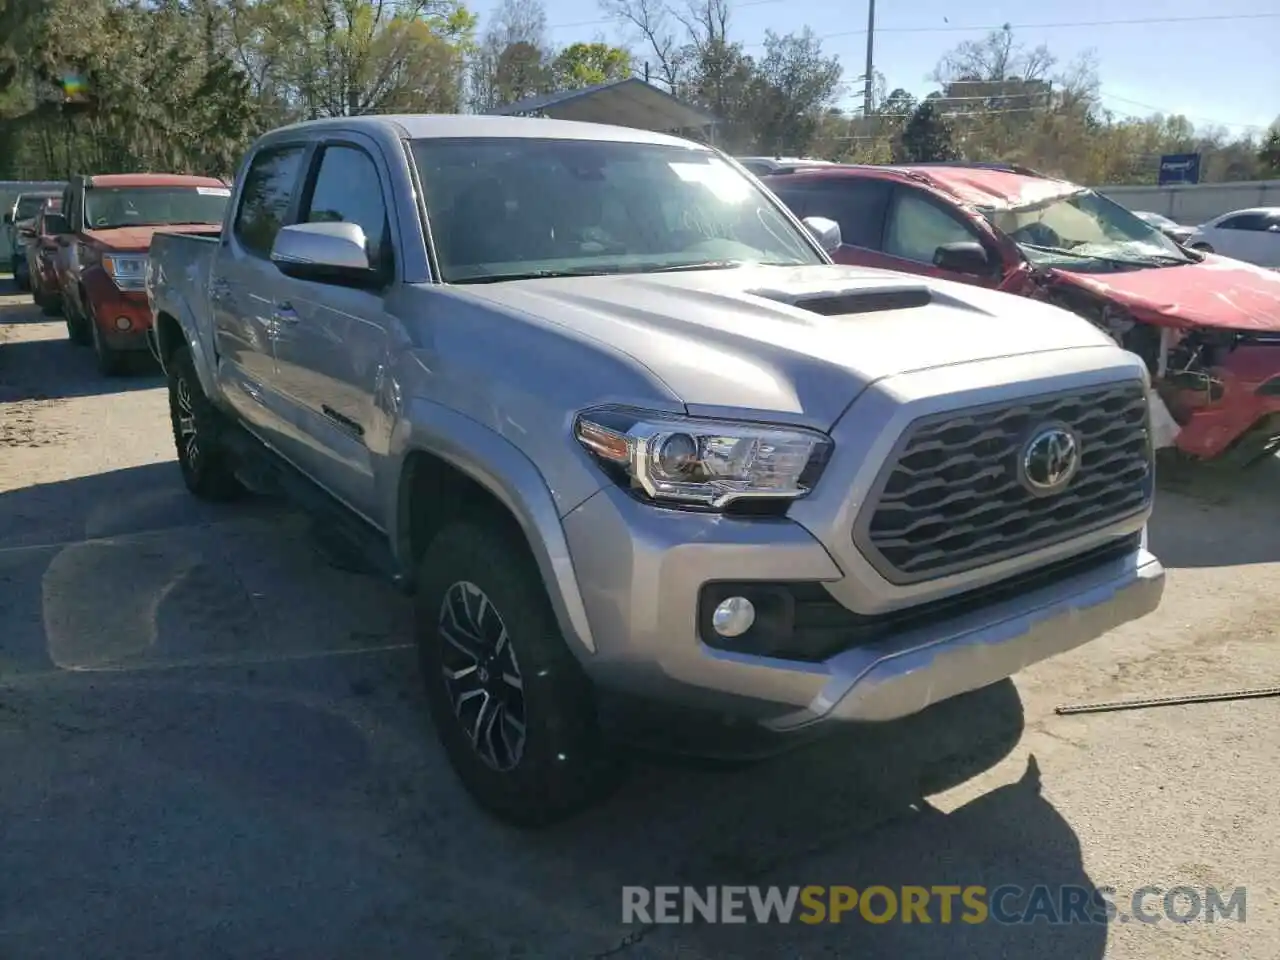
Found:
[1260,129,1280,175]
[894,100,957,163]
[551,42,632,89]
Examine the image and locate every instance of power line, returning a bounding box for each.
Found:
[549,9,1280,42]
[746,11,1280,47]
[1099,91,1266,131]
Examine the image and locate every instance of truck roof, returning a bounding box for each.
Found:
[259,113,707,149]
[86,173,227,189]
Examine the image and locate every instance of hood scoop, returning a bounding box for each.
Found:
[749,282,933,317]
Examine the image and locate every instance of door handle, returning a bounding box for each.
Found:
[272,302,299,324]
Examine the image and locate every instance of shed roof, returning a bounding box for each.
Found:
[488,78,715,133]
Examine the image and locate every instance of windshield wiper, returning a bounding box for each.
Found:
[452,267,616,284]
[642,259,807,273]
[643,259,748,272]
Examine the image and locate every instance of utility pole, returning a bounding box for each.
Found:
[862,0,876,117]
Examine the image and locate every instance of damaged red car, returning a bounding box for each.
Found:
[764,162,1280,466]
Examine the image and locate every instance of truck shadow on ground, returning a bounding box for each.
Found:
[1150,455,1280,567]
[0,302,161,400]
[0,462,1104,958]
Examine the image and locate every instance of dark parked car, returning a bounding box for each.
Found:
[24,198,65,315]
[5,190,61,290]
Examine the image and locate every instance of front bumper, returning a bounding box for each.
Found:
[560,351,1164,733]
[562,484,1164,730]
[1167,344,1280,460]
[83,273,152,352]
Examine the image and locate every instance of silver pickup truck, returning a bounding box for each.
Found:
[146,115,1164,826]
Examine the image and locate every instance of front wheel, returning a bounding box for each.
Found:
[88,305,128,376]
[415,520,619,827]
[167,344,244,501]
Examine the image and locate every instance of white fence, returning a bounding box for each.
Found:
[1094,180,1280,226]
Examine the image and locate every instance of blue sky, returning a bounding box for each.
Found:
[476,0,1280,136]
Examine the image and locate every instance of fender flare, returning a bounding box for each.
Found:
[392,399,599,657]
[153,292,218,401]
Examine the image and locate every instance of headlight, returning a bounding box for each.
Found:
[103,253,148,290]
[574,406,832,510]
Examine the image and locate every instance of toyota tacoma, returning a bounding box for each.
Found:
[146,116,1165,826]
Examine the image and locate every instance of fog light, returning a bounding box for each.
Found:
[711,596,755,638]
[114,316,132,331]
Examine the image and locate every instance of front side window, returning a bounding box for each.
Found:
[885,190,979,263]
[301,145,391,271]
[234,146,307,257]
[84,186,229,230]
[981,188,1190,270]
[409,137,823,283]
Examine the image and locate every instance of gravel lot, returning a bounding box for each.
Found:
[1,280,1277,959]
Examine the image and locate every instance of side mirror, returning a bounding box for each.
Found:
[933,240,992,276]
[42,213,69,236]
[802,216,842,254]
[2,212,11,225]
[270,221,379,288]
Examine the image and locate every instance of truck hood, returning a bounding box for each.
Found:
[1052,255,1280,333]
[83,223,221,252]
[452,263,1118,424]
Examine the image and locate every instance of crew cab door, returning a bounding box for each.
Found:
[769,177,893,269]
[870,186,1007,287]
[210,142,309,439]
[264,135,399,523]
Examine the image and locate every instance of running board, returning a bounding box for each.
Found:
[221,425,411,592]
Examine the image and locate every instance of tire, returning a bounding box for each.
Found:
[167,343,244,501]
[40,293,62,318]
[415,521,618,827]
[88,304,128,376]
[64,296,90,343]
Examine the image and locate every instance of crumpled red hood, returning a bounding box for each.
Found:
[83,222,220,251]
[1053,255,1280,332]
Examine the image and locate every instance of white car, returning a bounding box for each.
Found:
[1183,207,1280,268]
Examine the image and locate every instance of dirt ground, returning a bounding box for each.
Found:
[1,281,1278,960]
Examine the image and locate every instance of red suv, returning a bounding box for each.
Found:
[764,162,1280,466]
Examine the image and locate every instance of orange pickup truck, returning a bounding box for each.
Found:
[56,173,229,374]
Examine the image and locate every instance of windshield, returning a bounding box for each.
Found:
[981,189,1191,269]
[84,185,229,229]
[15,195,55,221]
[409,137,822,283]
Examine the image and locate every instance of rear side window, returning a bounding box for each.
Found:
[795,180,892,250]
[234,145,307,257]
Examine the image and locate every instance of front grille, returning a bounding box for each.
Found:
[855,381,1152,584]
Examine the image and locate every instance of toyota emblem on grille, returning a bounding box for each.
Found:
[1019,424,1080,496]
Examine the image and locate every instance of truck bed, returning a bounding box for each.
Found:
[147,230,223,374]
